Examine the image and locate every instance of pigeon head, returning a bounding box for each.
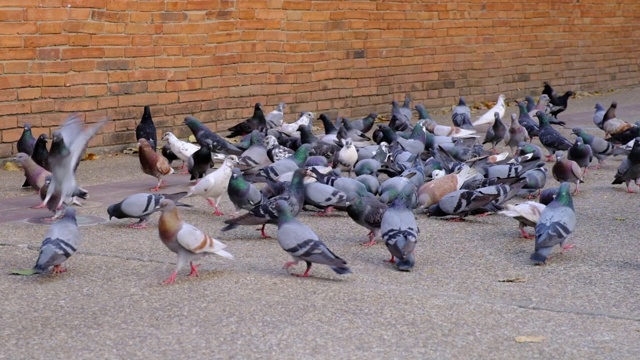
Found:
[554,182,574,209]
[60,207,77,223]
[13,152,30,165]
[231,167,242,179]
[539,187,558,206]
[155,199,175,213]
[23,123,32,130]
[37,134,48,142]
[162,132,175,141]
[49,131,68,157]
[273,200,293,220]
[458,97,466,106]
[224,155,239,167]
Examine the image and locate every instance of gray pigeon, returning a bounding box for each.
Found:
[107,192,190,228]
[342,113,377,133]
[266,102,285,129]
[41,115,108,212]
[390,101,412,131]
[254,144,312,183]
[531,182,576,265]
[592,103,605,130]
[482,112,507,152]
[265,134,294,162]
[451,97,474,130]
[304,181,348,216]
[427,189,499,220]
[552,151,583,194]
[536,111,572,161]
[611,137,640,193]
[567,137,593,175]
[504,113,530,155]
[274,200,351,277]
[571,127,621,168]
[381,186,419,271]
[237,131,271,175]
[355,174,380,195]
[227,168,266,214]
[518,166,548,198]
[346,191,388,246]
[12,208,81,275]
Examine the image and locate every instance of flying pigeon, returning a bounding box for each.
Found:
[156,199,233,284]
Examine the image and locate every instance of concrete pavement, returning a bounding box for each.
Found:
[0,88,639,359]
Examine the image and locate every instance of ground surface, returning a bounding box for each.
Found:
[1,89,639,359]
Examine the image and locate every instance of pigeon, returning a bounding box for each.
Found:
[571,128,620,168]
[318,113,339,137]
[12,208,81,275]
[183,116,243,156]
[227,102,266,138]
[310,167,368,196]
[499,201,546,239]
[427,189,499,220]
[355,174,380,195]
[17,122,36,156]
[303,180,348,216]
[281,111,314,137]
[227,167,266,214]
[417,166,476,209]
[602,102,634,138]
[14,152,51,191]
[390,100,412,131]
[531,182,576,265]
[156,199,233,284]
[274,200,351,277]
[451,97,474,130]
[31,134,50,171]
[138,138,175,191]
[472,94,506,126]
[162,131,200,171]
[255,143,312,183]
[518,166,548,198]
[332,138,358,175]
[516,101,540,139]
[542,82,574,116]
[423,119,477,138]
[344,113,377,133]
[524,96,536,112]
[265,134,294,162]
[552,151,584,194]
[381,186,419,271]
[504,113,530,155]
[37,175,87,216]
[593,103,606,130]
[539,187,559,206]
[40,115,108,211]
[135,106,157,150]
[536,111,572,161]
[346,191,388,246]
[415,103,432,121]
[184,155,238,215]
[266,102,285,129]
[222,168,310,238]
[186,139,215,181]
[482,112,507,152]
[376,123,426,156]
[517,142,544,162]
[107,192,190,228]
[237,130,271,175]
[612,137,640,193]
[567,137,593,175]
[161,143,180,167]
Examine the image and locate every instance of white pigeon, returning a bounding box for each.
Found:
[422,119,478,138]
[157,199,233,285]
[472,94,506,126]
[333,138,358,175]
[162,132,200,171]
[184,155,239,216]
[280,111,315,137]
[499,201,546,239]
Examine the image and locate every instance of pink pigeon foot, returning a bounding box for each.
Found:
[561,244,575,252]
[315,207,334,216]
[545,154,554,162]
[283,261,298,270]
[293,264,312,277]
[163,271,178,285]
[31,202,47,209]
[52,264,67,274]
[257,224,271,239]
[188,262,200,277]
[520,228,534,239]
[128,222,148,229]
[384,256,396,264]
[361,231,377,247]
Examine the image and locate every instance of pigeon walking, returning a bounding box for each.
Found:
[14,152,51,191]
[567,137,593,176]
[552,151,584,194]
[571,127,620,168]
[612,137,640,193]
[346,191,388,246]
[184,155,239,216]
[157,199,233,284]
[227,168,266,214]
[381,186,419,271]
[183,116,243,156]
[107,192,190,228]
[536,111,572,161]
[499,201,546,239]
[226,102,266,138]
[531,182,576,265]
[504,113,530,155]
[482,112,507,152]
[138,138,175,191]
[473,94,506,126]
[274,200,351,277]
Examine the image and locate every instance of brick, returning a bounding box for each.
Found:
[109,82,148,95]
[61,47,105,59]
[18,88,41,100]
[118,93,158,107]
[0,102,30,116]
[31,99,55,113]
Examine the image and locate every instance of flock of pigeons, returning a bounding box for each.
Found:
[11,82,640,283]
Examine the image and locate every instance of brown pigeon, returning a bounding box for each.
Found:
[138,138,174,191]
[552,151,584,194]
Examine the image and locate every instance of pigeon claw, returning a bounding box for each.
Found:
[188,262,200,277]
[128,222,148,229]
[163,271,178,285]
[520,228,534,239]
[384,256,396,264]
[51,264,67,274]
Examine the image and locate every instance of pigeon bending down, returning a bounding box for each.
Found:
[227,168,266,214]
[184,155,239,216]
[157,199,233,284]
[499,201,546,239]
[612,137,640,193]
[162,132,200,171]
[531,182,576,265]
[274,200,351,277]
[138,138,175,191]
[40,115,108,211]
[136,106,157,150]
[381,186,419,271]
[346,191,388,246]
[11,208,80,276]
[107,192,190,229]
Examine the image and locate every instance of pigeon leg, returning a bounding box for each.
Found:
[188,262,200,277]
[256,224,271,238]
[207,198,224,216]
[384,256,396,263]
[128,220,148,229]
[31,202,47,209]
[315,206,334,216]
[448,217,466,222]
[293,262,312,277]
[51,265,67,274]
[561,244,575,252]
[163,271,178,285]
[545,154,554,162]
[519,227,534,239]
[476,212,492,217]
[361,231,377,247]
[283,260,298,269]
[151,179,165,192]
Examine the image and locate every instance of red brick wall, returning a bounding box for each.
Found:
[1,0,639,156]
